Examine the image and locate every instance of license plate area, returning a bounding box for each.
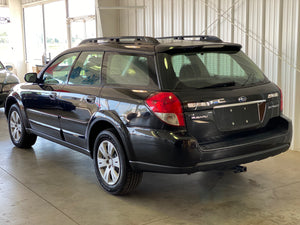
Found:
[214,102,263,132]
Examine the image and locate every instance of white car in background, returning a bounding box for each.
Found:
[0,61,19,107]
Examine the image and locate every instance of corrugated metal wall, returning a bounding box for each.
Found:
[0,0,7,6]
[118,0,300,150]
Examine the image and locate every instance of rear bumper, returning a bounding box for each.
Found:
[129,115,292,174]
[130,143,289,173]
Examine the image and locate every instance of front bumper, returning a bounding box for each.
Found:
[0,92,9,107]
[129,116,292,174]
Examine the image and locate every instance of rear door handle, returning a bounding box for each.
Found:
[85,96,96,104]
[49,92,57,100]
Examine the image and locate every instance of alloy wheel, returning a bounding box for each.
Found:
[10,111,22,142]
[97,140,120,185]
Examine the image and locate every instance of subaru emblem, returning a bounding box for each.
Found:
[238,96,247,102]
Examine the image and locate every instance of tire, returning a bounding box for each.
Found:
[8,104,37,148]
[93,129,143,195]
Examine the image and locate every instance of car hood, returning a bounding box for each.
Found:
[0,69,19,84]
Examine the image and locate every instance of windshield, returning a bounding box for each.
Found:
[158,50,268,90]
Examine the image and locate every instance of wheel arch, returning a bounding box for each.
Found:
[87,112,135,162]
[5,95,30,129]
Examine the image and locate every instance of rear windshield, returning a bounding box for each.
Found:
[157,50,269,90]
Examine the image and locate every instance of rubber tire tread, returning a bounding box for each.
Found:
[8,104,37,148]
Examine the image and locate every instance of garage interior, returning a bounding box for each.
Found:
[1,0,300,224]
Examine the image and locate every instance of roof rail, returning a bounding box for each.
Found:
[79,36,160,45]
[157,35,223,43]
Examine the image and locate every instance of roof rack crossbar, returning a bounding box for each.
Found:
[79,36,160,45]
[157,35,223,43]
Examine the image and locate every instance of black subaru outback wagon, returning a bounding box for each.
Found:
[5,36,292,195]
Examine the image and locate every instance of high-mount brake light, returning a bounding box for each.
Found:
[146,92,185,127]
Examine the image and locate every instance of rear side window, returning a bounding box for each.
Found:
[69,51,103,86]
[104,53,157,88]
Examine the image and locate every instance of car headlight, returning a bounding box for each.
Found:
[5,73,19,83]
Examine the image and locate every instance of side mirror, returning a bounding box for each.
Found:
[24,73,38,83]
[5,65,13,71]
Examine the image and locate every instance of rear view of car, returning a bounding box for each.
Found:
[4,36,292,195]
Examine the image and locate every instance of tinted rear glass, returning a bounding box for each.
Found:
[158,50,268,90]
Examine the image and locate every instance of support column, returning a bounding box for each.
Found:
[8,0,26,79]
[96,0,120,37]
[294,1,300,151]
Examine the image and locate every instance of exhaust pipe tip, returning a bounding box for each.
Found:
[232,165,247,173]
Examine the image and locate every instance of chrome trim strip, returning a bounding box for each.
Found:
[27,109,57,118]
[61,116,87,125]
[29,119,60,131]
[213,100,266,109]
[62,128,84,138]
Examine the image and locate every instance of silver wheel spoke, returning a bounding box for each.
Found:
[12,129,17,139]
[16,130,20,140]
[103,167,111,183]
[112,157,120,168]
[107,142,114,156]
[99,143,108,158]
[12,111,16,123]
[110,167,119,182]
[10,121,15,127]
[98,158,107,168]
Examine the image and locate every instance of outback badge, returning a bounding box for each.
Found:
[238,96,247,102]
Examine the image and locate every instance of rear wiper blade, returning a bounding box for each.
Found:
[201,81,236,89]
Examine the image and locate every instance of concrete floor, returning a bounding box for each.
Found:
[0,108,300,225]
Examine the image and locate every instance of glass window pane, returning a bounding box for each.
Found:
[70,21,85,47]
[0,7,13,62]
[70,19,96,47]
[44,53,79,84]
[86,20,96,38]
[106,54,152,86]
[159,51,267,90]
[68,0,95,17]
[197,53,246,77]
[44,1,68,60]
[24,5,44,64]
[69,51,103,86]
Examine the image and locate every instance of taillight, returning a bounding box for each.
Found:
[146,92,185,127]
[279,87,283,112]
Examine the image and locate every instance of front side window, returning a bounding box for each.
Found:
[43,53,79,85]
[69,51,103,86]
[159,50,268,90]
[104,53,157,88]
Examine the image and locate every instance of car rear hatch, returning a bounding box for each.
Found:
[174,82,281,142]
[156,46,282,143]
